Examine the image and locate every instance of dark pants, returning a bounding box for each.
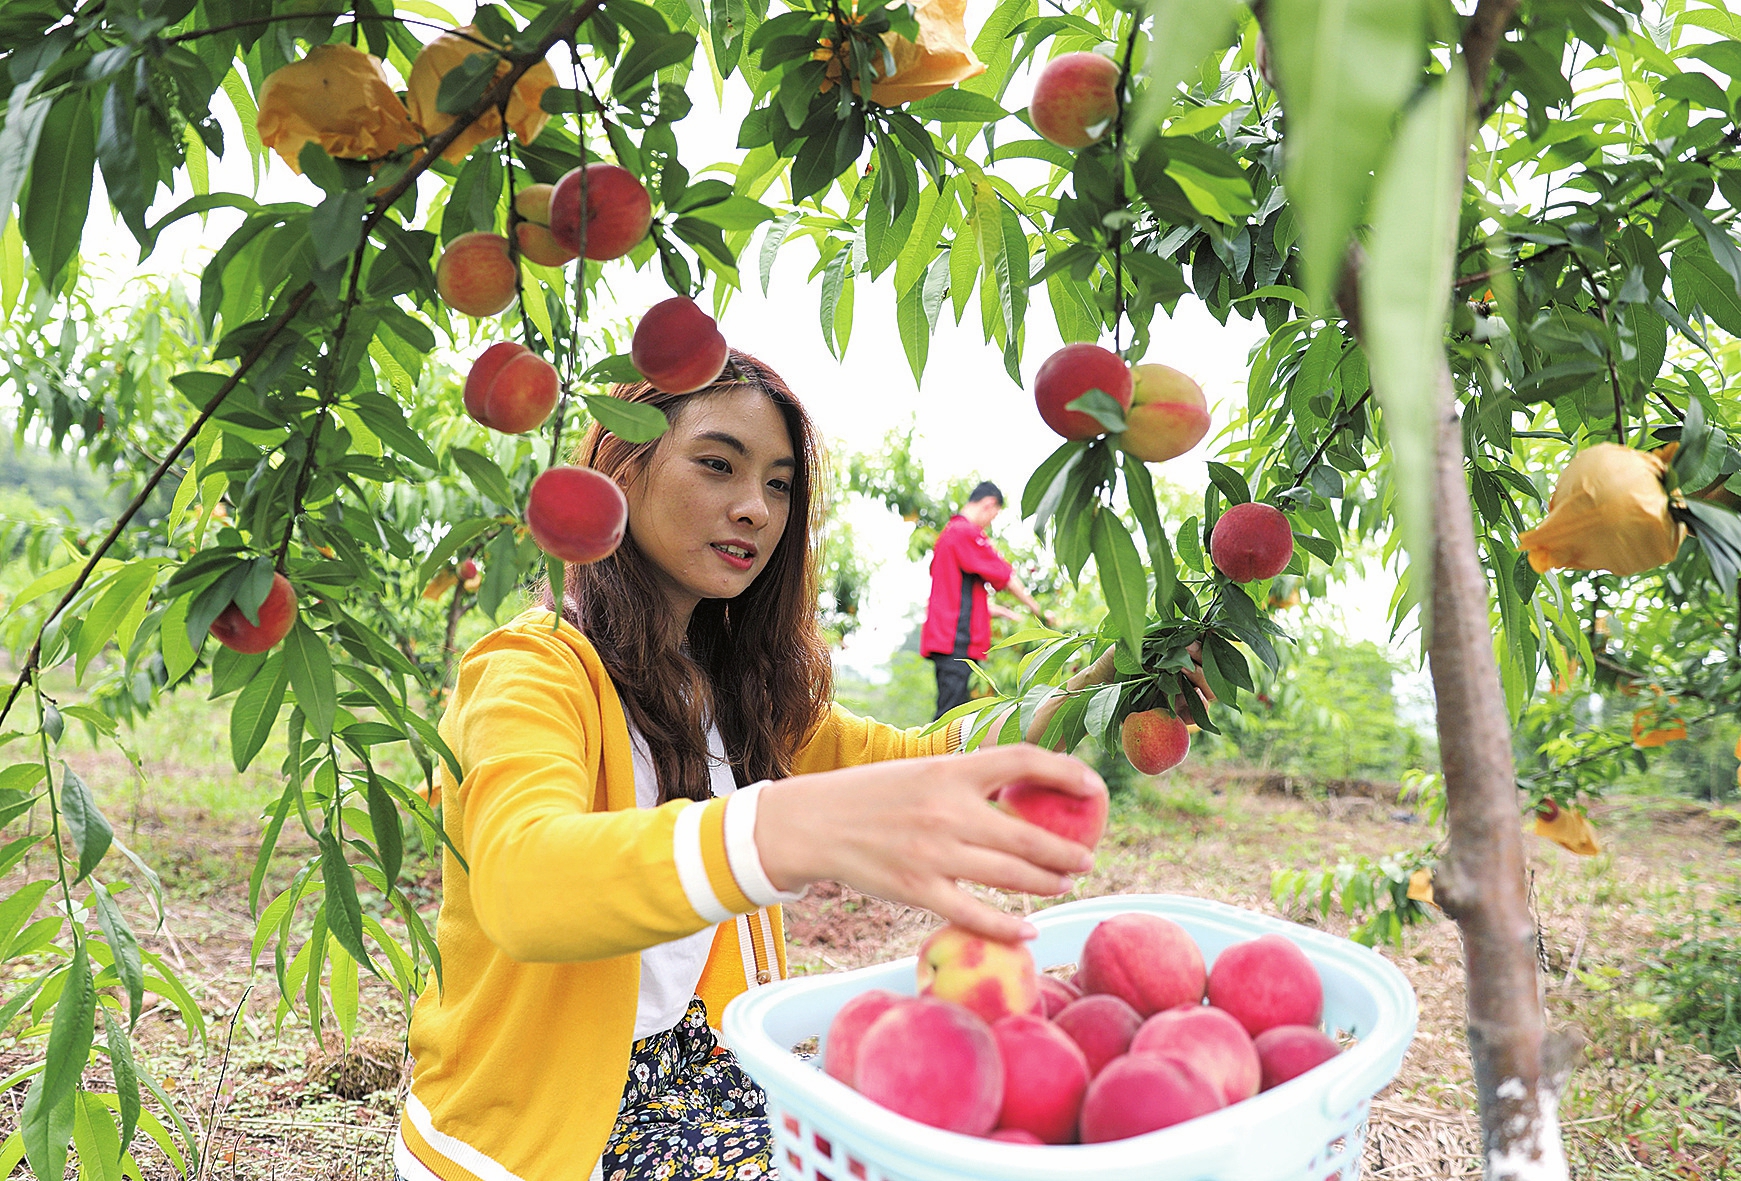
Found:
[931,654,974,720]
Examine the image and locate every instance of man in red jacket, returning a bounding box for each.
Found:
[920,482,1051,719]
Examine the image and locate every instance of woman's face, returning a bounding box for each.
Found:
[623,385,797,625]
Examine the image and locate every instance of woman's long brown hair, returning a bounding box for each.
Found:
[539,350,834,803]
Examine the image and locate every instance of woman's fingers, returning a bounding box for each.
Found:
[955,742,1107,802]
[942,843,1078,898]
[921,884,1037,944]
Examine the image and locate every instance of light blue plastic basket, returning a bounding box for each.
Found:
[721,894,1418,1181]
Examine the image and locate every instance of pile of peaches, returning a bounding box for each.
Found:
[819,780,1343,1146]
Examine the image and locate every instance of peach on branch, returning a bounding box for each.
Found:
[1077,1053,1223,1143]
[823,988,903,1087]
[437,232,518,318]
[463,342,559,434]
[1209,502,1295,583]
[1120,709,1190,775]
[1052,993,1142,1078]
[1206,933,1324,1037]
[916,924,1040,1024]
[632,297,729,394]
[1033,343,1132,440]
[550,163,654,261]
[1253,1024,1341,1091]
[1076,912,1206,1017]
[1121,363,1210,463]
[526,467,628,565]
[991,1013,1090,1144]
[1129,1005,1260,1106]
[1029,52,1120,150]
[1035,973,1082,1018]
[854,997,1004,1135]
[210,573,298,654]
[995,778,1107,849]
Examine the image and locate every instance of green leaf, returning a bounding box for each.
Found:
[19,92,95,286]
[1065,389,1128,434]
[350,391,439,469]
[582,393,670,443]
[906,90,1010,125]
[1359,67,1464,619]
[59,764,112,884]
[1121,453,1175,610]
[90,884,144,1028]
[896,276,931,384]
[450,447,518,509]
[436,48,502,116]
[284,623,336,740]
[309,189,367,271]
[1084,682,1122,744]
[318,825,376,976]
[1091,509,1149,657]
[1266,0,1428,310]
[98,1008,141,1156]
[23,940,92,1181]
[229,652,289,772]
[365,769,404,885]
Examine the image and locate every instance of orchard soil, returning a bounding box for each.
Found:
[3,748,1738,1179]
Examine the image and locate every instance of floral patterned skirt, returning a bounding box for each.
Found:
[601,996,775,1181]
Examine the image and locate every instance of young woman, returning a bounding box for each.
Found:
[394,351,1106,1181]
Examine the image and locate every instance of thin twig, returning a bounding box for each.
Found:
[199,985,253,1181]
[1110,17,1138,355]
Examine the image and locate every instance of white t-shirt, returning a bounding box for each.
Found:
[629,718,738,1040]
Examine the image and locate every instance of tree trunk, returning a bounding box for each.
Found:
[1424,363,1581,1179]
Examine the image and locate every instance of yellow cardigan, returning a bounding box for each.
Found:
[398,610,957,1181]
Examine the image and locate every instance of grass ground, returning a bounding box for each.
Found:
[2,687,1739,1180]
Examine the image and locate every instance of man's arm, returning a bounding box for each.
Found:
[1001,573,1054,626]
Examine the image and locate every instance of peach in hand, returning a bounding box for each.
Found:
[991,1013,1090,1144]
[1120,709,1190,775]
[854,997,1004,1135]
[1076,912,1206,1017]
[1033,342,1132,440]
[526,466,628,565]
[1122,363,1210,463]
[632,296,729,395]
[916,924,1040,1024]
[1029,52,1120,150]
[1129,1004,1260,1106]
[209,572,298,654]
[436,231,518,318]
[1206,933,1324,1037]
[463,342,559,434]
[823,988,903,1087]
[996,778,1108,850]
[1077,1053,1223,1143]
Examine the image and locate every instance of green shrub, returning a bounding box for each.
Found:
[1642,898,1741,1066]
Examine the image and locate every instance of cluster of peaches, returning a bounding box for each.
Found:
[439,162,733,568]
[819,779,1341,1145]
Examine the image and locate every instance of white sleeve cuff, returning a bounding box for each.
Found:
[724,781,808,907]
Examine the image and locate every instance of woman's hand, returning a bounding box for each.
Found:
[754,744,1106,943]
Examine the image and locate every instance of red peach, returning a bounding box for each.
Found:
[991,1013,1090,1144]
[513,182,555,226]
[1254,1024,1341,1091]
[550,162,654,261]
[986,1128,1043,1144]
[1052,993,1142,1078]
[1207,934,1324,1037]
[1077,1053,1224,1143]
[1029,52,1121,150]
[1122,363,1210,463]
[631,296,729,395]
[823,988,903,1087]
[436,231,517,317]
[525,466,628,565]
[1076,913,1206,1017]
[1120,710,1191,775]
[1033,343,1132,440]
[457,559,479,581]
[854,997,1004,1135]
[1035,974,1082,1018]
[515,221,579,267]
[209,572,298,654]
[1130,1005,1261,1106]
[917,924,1040,1025]
[464,344,559,434]
[996,778,1108,849]
[1209,502,1295,583]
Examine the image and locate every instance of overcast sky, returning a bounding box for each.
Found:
[75,3,1410,678]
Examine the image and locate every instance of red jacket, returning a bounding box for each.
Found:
[921,515,1013,661]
